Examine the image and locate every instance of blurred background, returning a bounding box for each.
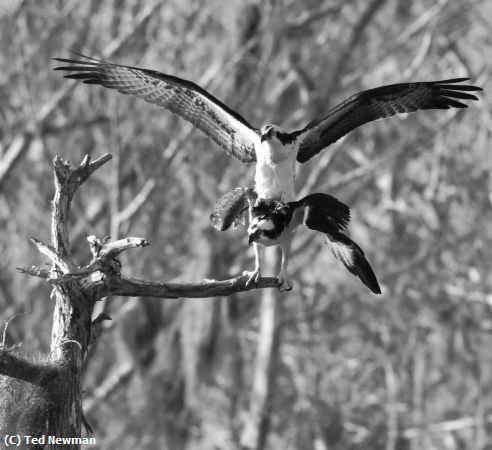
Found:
[0,0,491,449]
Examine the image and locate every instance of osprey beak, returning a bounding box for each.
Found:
[260,134,267,143]
[248,230,261,245]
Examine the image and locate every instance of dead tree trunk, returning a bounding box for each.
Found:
[0,154,279,449]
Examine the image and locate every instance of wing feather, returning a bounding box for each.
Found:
[295,78,482,163]
[322,232,381,294]
[293,193,380,294]
[54,54,259,163]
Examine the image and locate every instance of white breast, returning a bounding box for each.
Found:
[254,139,297,202]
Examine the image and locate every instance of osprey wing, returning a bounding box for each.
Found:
[293,193,380,294]
[210,187,256,231]
[322,232,381,295]
[54,54,259,163]
[293,193,351,232]
[295,78,482,163]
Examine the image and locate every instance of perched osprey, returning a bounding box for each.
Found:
[54,54,481,290]
[211,188,380,294]
[54,54,481,204]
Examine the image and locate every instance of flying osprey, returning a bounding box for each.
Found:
[54,54,481,204]
[54,54,481,290]
[210,187,380,294]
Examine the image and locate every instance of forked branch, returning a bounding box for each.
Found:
[17,233,279,299]
[18,153,279,299]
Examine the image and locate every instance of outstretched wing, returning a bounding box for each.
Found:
[210,187,257,231]
[54,54,260,163]
[295,78,482,163]
[293,193,380,294]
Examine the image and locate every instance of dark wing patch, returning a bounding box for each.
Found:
[54,54,259,163]
[295,78,482,163]
[323,232,381,294]
[295,193,351,232]
[210,187,256,231]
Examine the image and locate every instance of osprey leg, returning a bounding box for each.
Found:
[277,235,293,292]
[243,242,262,286]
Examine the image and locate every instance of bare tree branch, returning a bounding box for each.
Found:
[51,154,112,257]
[16,266,51,279]
[99,274,280,299]
[17,264,280,299]
[19,229,280,298]
[403,413,492,439]
[0,350,58,387]
[88,236,149,260]
[28,237,78,274]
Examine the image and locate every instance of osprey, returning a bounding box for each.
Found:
[211,188,380,294]
[54,54,481,289]
[54,54,481,203]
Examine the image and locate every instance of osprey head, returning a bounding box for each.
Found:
[260,124,286,143]
[247,200,293,245]
[247,216,275,244]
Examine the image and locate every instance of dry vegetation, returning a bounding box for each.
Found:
[0,0,491,449]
